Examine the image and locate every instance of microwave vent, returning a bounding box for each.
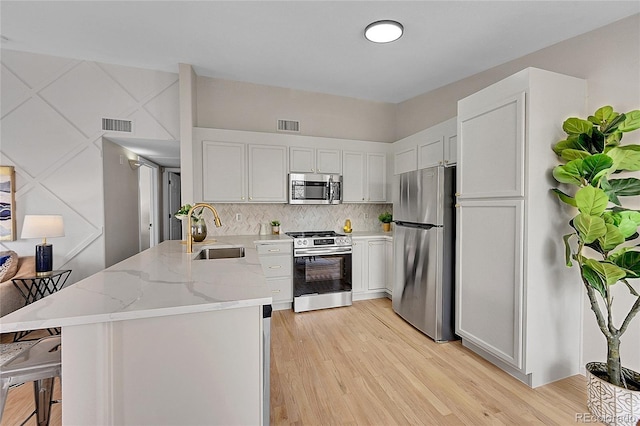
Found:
[277,119,300,133]
[102,118,133,133]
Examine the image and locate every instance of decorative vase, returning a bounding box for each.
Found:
[382,223,391,232]
[191,221,207,242]
[272,225,280,235]
[586,362,640,426]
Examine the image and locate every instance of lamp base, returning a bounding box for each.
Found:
[35,243,53,276]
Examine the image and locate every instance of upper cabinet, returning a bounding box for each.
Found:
[394,117,457,174]
[248,144,288,202]
[203,141,246,202]
[194,128,391,204]
[202,141,287,203]
[343,151,386,203]
[457,92,525,199]
[290,147,341,174]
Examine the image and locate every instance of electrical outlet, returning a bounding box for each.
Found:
[235,213,242,222]
[364,213,369,219]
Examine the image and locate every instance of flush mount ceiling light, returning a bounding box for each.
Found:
[364,20,403,43]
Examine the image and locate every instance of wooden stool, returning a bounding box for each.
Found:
[0,336,61,426]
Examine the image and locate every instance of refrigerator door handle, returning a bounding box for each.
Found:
[394,220,440,230]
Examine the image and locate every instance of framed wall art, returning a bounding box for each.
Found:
[0,166,16,241]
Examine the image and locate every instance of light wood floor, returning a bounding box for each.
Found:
[1,298,588,425]
[270,298,588,425]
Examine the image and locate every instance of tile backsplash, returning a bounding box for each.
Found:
[197,203,393,236]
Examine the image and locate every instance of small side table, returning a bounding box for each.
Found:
[11,270,71,341]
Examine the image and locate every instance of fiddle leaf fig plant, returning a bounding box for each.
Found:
[552,106,640,388]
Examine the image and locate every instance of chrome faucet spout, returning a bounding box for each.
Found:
[186,203,222,253]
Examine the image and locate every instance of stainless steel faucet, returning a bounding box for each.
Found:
[186,203,222,253]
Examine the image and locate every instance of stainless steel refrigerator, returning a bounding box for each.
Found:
[393,165,456,342]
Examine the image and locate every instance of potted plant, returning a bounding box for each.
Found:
[378,212,392,232]
[175,203,207,242]
[551,106,640,425]
[270,220,280,235]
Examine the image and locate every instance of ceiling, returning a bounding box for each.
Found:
[2,1,639,166]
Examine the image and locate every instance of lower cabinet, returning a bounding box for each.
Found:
[256,242,292,310]
[352,236,393,300]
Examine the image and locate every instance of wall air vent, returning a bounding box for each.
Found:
[277,119,300,133]
[102,118,133,133]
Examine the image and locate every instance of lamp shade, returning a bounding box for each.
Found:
[21,215,65,239]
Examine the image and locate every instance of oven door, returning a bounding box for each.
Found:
[292,250,352,312]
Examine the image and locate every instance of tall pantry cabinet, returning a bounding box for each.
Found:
[455,68,586,387]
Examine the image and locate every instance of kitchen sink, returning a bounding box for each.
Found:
[195,247,245,260]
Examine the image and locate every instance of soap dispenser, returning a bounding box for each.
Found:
[343,219,352,233]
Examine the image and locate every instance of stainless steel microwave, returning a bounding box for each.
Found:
[289,173,342,205]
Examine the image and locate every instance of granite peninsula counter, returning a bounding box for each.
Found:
[0,236,287,425]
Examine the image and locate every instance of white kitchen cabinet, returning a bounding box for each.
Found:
[203,142,287,203]
[394,146,417,175]
[203,141,246,202]
[256,241,293,310]
[417,135,444,169]
[343,151,387,203]
[385,239,393,296]
[455,67,586,387]
[394,117,457,174]
[290,147,341,174]
[248,144,288,202]
[352,236,392,300]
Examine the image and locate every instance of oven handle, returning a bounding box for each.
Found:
[293,246,352,257]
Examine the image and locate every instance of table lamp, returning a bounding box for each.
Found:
[21,215,65,276]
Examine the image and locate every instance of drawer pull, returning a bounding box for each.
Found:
[269,265,282,269]
[268,249,281,252]
[272,289,281,293]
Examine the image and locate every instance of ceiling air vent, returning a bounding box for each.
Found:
[102,118,133,133]
[277,119,300,133]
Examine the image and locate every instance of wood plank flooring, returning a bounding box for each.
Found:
[270,298,588,425]
[1,298,588,425]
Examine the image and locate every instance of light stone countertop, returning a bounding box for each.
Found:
[0,235,291,333]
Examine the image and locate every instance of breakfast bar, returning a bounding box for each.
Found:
[0,237,274,425]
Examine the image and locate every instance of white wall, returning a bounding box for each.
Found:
[0,49,179,281]
[197,76,397,143]
[102,140,140,267]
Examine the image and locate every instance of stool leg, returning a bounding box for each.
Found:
[33,377,55,426]
[0,378,10,424]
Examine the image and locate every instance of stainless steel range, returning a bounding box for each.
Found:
[285,231,353,313]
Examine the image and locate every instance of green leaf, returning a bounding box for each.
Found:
[598,224,625,251]
[575,186,609,216]
[601,113,626,134]
[574,213,607,243]
[553,135,586,156]
[606,178,640,197]
[618,110,640,132]
[563,117,593,136]
[560,149,592,161]
[607,146,640,171]
[618,218,639,239]
[581,264,606,297]
[605,130,622,147]
[553,163,583,185]
[611,250,640,278]
[589,129,605,153]
[581,154,613,183]
[599,177,621,206]
[618,210,640,225]
[562,233,575,266]
[592,106,615,125]
[551,188,577,207]
[584,258,627,286]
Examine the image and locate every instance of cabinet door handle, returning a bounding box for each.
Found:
[268,249,281,252]
[455,204,460,208]
[455,192,461,197]
[269,265,282,269]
